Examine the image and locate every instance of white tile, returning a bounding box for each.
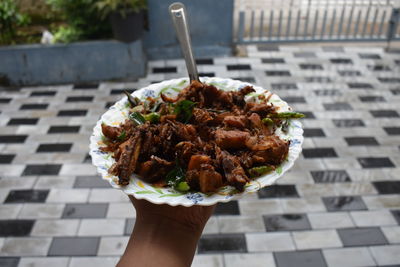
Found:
[0,177,36,189]
[350,210,397,227]
[89,189,128,203]
[0,204,22,219]
[382,226,400,244]
[223,253,276,267]
[279,197,325,213]
[98,236,129,256]
[31,219,80,236]
[78,219,125,236]
[218,216,264,233]
[369,245,400,265]
[60,164,97,175]
[19,204,64,219]
[293,230,342,249]
[203,216,219,234]
[0,238,4,251]
[363,195,400,209]
[19,257,70,267]
[69,257,119,267]
[106,203,136,218]
[246,232,295,252]
[239,199,282,216]
[35,176,75,189]
[0,237,51,256]
[191,254,224,267]
[46,189,90,203]
[308,212,354,229]
[323,247,375,267]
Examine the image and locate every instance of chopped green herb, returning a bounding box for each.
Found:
[262,117,274,125]
[123,91,140,107]
[248,165,274,178]
[269,112,305,119]
[174,100,196,123]
[129,112,146,125]
[117,130,126,141]
[165,164,187,191]
[176,181,190,192]
[143,112,160,123]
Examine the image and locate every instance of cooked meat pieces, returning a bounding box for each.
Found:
[101,80,292,193]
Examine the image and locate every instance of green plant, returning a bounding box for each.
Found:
[95,0,147,19]
[46,0,112,42]
[0,0,30,44]
[53,25,82,43]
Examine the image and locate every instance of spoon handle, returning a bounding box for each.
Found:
[169,2,199,82]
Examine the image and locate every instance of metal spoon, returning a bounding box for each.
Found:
[169,2,200,82]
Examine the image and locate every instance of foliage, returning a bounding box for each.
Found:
[95,0,147,19]
[46,0,112,42]
[53,25,82,43]
[0,0,30,44]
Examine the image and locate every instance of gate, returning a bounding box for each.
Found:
[236,0,400,44]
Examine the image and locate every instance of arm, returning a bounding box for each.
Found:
[117,196,215,267]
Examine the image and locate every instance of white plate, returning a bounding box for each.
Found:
[89,77,304,206]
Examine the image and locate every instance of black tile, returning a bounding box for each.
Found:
[373,181,400,194]
[370,110,399,118]
[359,53,381,59]
[214,201,240,215]
[359,95,385,102]
[262,58,285,64]
[303,128,325,137]
[378,77,400,83]
[263,214,311,232]
[271,83,298,90]
[391,89,400,95]
[0,135,27,143]
[358,157,395,168]
[152,67,177,73]
[314,89,342,96]
[48,125,80,134]
[337,227,387,247]
[231,77,255,83]
[0,154,15,164]
[368,64,391,71]
[4,190,49,203]
[30,91,56,96]
[0,257,20,267]
[297,111,315,119]
[384,127,400,135]
[0,98,11,103]
[338,70,361,76]
[36,143,72,153]
[323,46,344,52]
[332,119,365,127]
[20,103,48,110]
[0,220,35,236]
[83,153,92,164]
[299,63,323,70]
[8,118,39,125]
[311,170,351,183]
[257,44,279,51]
[66,96,94,102]
[323,102,353,111]
[57,110,87,117]
[282,96,306,103]
[348,82,374,89]
[198,234,246,253]
[294,52,316,58]
[305,76,331,83]
[48,237,100,256]
[227,64,251,71]
[395,59,400,65]
[124,218,135,235]
[73,83,98,89]
[274,250,327,267]
[199,72,215,77]
[105,101,114,108]
[110,88,135,95]
[330,58,353,64]
[195,58,214,65]
[322,196,367,211]
[73,176,110,188]
[62,203,108,218]
[265,71,291,76]
[391,210,400,224]
[344,137,379,146]
[258,185,299,198]
[22,164,62,176]
[303,148,337,158]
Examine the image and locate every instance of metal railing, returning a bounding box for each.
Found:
[236,0,400,43]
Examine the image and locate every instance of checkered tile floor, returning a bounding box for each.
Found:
[0,45,400,267]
